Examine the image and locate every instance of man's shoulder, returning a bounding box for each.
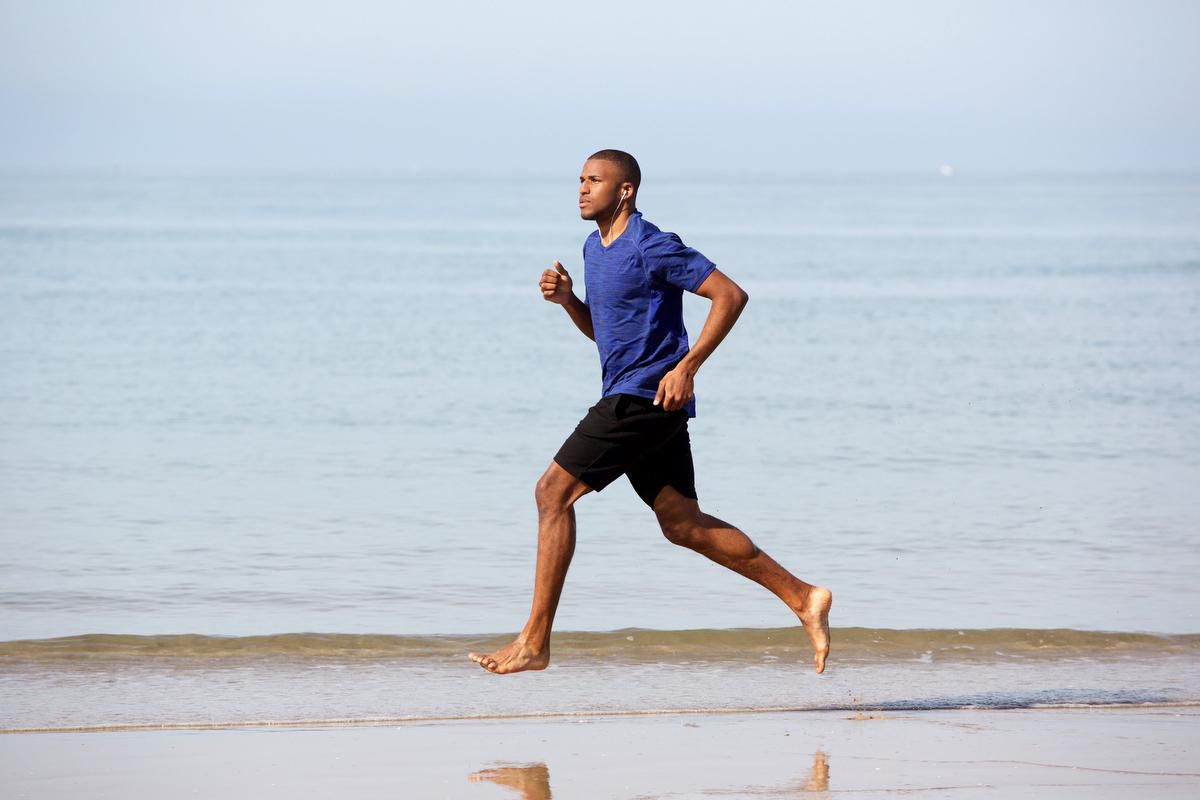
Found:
[631,212,659,233]
[632,216,691,259]
[630,215,691,260]
[581,230,603,264]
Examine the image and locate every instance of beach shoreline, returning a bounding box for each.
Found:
[3,706,1197,798]
[3,700,1198,736]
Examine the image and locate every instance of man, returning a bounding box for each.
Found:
[469,150,832,675]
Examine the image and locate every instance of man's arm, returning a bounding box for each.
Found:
[654,268,749,411]
[540,260,594,341]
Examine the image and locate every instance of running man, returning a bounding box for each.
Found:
[469,150,832,675]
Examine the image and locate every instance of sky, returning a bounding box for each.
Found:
[1,0,1198,172]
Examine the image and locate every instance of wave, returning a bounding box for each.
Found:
[2,627,1197,666]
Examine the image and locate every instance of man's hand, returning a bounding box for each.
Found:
[541,260,595,340]
[540,261,574,305]
[654,365,695,412]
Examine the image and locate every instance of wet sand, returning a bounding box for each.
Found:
[3,706,1198,798]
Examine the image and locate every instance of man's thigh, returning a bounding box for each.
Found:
[626,421,697,508]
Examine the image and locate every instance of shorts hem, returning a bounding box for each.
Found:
[552,455,609,493]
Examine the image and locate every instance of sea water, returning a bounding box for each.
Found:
[1,171,1198,728]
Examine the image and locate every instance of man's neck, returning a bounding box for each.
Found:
[598,207,636,246]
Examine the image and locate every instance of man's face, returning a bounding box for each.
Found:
[578,159,625,221]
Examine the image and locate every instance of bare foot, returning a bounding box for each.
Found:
[468,638,549,675]
[796,587,832,673]
[468,763,551,800]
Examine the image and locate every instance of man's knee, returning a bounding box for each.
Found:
[535,463,585,514]
[658,515,697,547]
[652,489,703,547]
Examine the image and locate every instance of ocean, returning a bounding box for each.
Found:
[1,170,1198,730]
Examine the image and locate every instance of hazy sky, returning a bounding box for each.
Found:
[2,0,1198,172]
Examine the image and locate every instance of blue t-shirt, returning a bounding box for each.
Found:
[582,212,716,417]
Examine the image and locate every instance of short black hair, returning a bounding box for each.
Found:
[587,149,641,190]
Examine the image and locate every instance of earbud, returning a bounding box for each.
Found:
[608,188,629,231]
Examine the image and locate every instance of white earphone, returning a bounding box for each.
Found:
[608,188,630,232]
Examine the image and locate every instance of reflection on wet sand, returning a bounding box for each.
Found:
[702,751,831,797]
[467,752,828,798]
[801,751,830,794]
[468,762,552,800]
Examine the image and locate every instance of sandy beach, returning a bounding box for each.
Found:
[3,706,1197,799]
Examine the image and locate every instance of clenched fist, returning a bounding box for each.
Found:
[539,261,574,304]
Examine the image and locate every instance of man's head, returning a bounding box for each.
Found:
[578,149,641,222]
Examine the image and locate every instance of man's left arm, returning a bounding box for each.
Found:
[654,268,749,411]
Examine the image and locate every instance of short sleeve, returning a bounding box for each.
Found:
[642,231,716,292]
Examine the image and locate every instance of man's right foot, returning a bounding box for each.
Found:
[796,587,833,673]
[468,638,549,675]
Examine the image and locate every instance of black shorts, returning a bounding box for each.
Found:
[553,394,697,507]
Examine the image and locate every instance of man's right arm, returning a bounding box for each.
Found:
[540,261,594,341]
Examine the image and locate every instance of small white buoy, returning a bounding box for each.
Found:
[939,164,955,177]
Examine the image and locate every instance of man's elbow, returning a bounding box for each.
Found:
[732,286,749,311]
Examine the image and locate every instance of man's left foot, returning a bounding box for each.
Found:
[796,587,833,673]
[468,638,549,674]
